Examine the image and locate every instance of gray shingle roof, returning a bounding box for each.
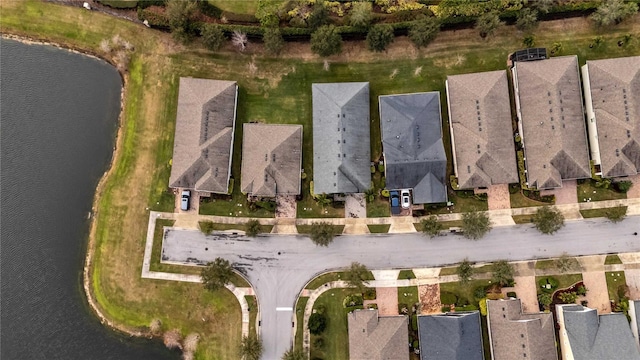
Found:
[240,124,302,197]
[418,311,484,360]
[312,82,371,194]
[447,71,518,189]
[487,299,557,360]
[169,78,237,193]
[584,56,640,178]
[557,304,640,360]
[379,92,448,204]
[513,56,590,189]
[347,309,409,360]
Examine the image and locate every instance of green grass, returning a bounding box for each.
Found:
[294,296,309,351]
[535,274,583,294]
[208,0,258,15]
[310,288,361,360]
[297,197,346,218]
[398,269,416,280]
[439,279,494,308]
[437,220,464,228]
[367,198,391,217]
[296,224,345,235]
[367,224,391,233]
[606,271,627,303]
[577,180,627,203]
[199,195,275,218]
[510,191,553,208]
[439,264,494,276]
[245,295,257,336]
[512,214,533,224]
[197,221,273,234]
[398,286,419,308]
[580,207,629,219]
[97,0,137,8]
[306,272,346,290]
[605,255,623,265]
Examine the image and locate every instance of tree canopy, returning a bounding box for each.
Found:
[516,8,539,32]
[420,215,442,238]
[166,0,198,44]
[366,24,394,52]
[475,11,503,38]
[201,24,225,51]
[606,205,627,223]
[310,25,343,57]
[461,210,492,240]
[245,219,263,237]
[239,333,263,360]
[282,348,307,360]
[345,262,370,292]
[408,17,440,48]
[457,258,475,285]
[263,28,285,55]
[492,260,514,287]
[591,0,638,27]
[349,1,373,29]
[200,257,233,292]
[532,206,565,235]
[309,222,338,246]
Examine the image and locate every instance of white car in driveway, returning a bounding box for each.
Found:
[401,190,411,209]
[180,190,190,211]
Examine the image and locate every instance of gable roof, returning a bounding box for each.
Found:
[418,311,484,360]
[513,56,590,189]
[584,56,640,177]
[347,309,409,360]
[379,92,448,204]
[169,78,237,193]
[557,304,640,360]
[240,124,302,197]
[312,82,371,194]
[447,71,519,189]
[487,299,557,360]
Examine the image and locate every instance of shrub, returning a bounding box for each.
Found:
[479,298,488,316]
[558,291,578,304]
[457,258,474,285]
[378,163,385,172]
[523,35,535,48]
[474,286,488,300]
[363,288,376,300]
[538,293,552,309]
[615,180,633,193]
[349,1,373,29]
[507,291,517,298]
[408,16,440,48]
[440,291,458,305]
[475,11,503,38]
[263,27,284,55]
[516,8,538,32]
[577,285,588,296]
[311,25,343,57]
[367,24,394,52]
[381,189,390,197]
[201,24,225,51]
[411,315,418,331]
[199,221,215,235]
[308,313,326,335]
[591,0,638,26]
[343,294,364,308]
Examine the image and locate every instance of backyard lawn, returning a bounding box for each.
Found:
[310,288,362,360]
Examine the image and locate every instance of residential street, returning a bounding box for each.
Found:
[162,216,640,359]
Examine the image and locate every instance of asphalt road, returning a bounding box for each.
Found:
[162,216,640,360]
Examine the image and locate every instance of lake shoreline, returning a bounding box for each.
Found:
[1,33,149,341]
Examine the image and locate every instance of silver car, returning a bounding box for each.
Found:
[180,190,190,211]
[401,190,411,209]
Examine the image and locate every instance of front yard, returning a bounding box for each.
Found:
[310,288,362,360]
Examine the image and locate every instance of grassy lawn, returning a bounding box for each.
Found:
[297,224,345,235]
[439,279,494,307]
[297,197,346,218]
[580,207,628,219]
[367,224,391,233]
[305,270,374,289]
[512,214,533,224]
[310,288,361,360]
[605,271,627,303]
[535,258,580,272]
[367,198,391,217]
[398,269,416,280]
[294,296,309,351]
[208,0,258,15]
[398,286,419,309]
[245,295,257,336]
[439,264,494,276]
[605,255,623,265]
[510,191,553,208]
[577,180,627,203]
[437,220,464,229]
[5,1,640,358]
[535,274,583,294]
[197,221,273,234]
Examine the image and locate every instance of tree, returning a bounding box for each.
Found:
[558,291,578,304]
[538,292,553,310]
[308,313,326,335]
[345,262,370,292]
[166,0,198,44]
[200,257,233,292]
[475,11,503,38]
[263,28,285,55]
[534,0,555,14]
[349,1,373,29]
[492,260,514,287]
[523,35,535,48]
[615,180,633,193]
[556,253,578,273]
[239,333,263,360]
[309,222,338,246]
[532,206,564,235]
[461,210,492,240]
[308,2,330,30]
[231,30,248,51]
[420,215,442,238]
[201,24,225,51]
[606,205,627,223]
[408,17,440,48]
[591,0,638,27]
[516,8,538,32]
[310,25,343,57]
[245,219,262,237]
[366,24,394,52]
[282,348,307,360]
[457,258,475,285]
[199,220,216,235]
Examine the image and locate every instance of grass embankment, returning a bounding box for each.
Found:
[4,1,640,358]
[367,224,391,233]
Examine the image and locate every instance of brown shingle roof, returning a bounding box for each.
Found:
[240,123,302,197]
[487,299,557,360]
[447,71,518,189]
[169,78,237,193]
[348,309,409,360]
[513,56,590,189]
[585,56,640,178]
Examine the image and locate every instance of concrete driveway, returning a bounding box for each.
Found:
[161,216,640,359]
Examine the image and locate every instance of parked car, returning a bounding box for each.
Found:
[401,190,411,209]
[390,190,401,215]
[181,190,190,211]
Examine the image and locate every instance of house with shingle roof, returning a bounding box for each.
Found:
[312,82,371,195]
[487,298,557,360]
[511,55,590,189]
[347,309,409,360]
[169,78,238,194]
[418,311,484,360]
[240,123,302,197]
[556,304,640,360]
[379,92,448,204]
[446,71,518,189]
[628,300,640,348]
[582,56,640,178]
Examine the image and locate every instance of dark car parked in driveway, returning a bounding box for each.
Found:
[390,190,401,215]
